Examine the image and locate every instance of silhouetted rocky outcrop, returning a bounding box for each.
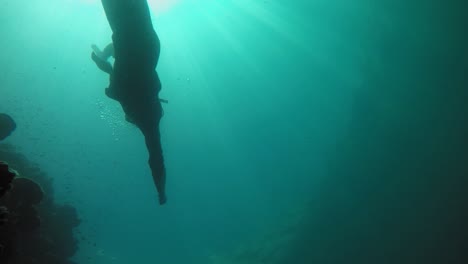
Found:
[0,146,81,264]
[0,114,16,141]
[0,113,80,263]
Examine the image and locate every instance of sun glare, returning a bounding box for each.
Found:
[148,0,180,14]
[76,0,180,14]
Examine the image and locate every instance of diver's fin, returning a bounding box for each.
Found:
[91,44,104,59]
[92,43,114,61]
[92,52,113,75]
[101,43,115,59]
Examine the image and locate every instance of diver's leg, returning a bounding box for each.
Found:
[149,137,167,205]
[143,126,167,205]
[140,100,167,204]
[122,98,166,205]
[130,97,166,205]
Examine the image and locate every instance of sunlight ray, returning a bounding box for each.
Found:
[199,1,263,74]
[231,0,313,55]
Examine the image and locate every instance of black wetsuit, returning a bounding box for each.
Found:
[100,0,166,204]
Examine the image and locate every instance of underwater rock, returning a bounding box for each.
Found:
[0,161,17,197]
[2,177,44,232]
[0,144,81,263]
[0,114,16,141]
[0,206,8,225]
[9,177,44,207]
[42,204,81,259]
[0,145,55,204]
[16,205,41,232]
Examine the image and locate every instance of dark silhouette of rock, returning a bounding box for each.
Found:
[0,114,16,141]
[0,206,8,225]
[0,161,16,197]
[0,144,80,263]
[9,177,44,207]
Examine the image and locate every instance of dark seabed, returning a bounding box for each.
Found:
[0,0,467,263]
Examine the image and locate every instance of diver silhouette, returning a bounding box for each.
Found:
[92,0,167,205]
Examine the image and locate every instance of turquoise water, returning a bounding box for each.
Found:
[0,0,466,263]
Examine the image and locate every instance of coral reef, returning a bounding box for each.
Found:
[0,143,81,263]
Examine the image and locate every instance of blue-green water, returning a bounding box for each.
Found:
[0,0,466,263]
